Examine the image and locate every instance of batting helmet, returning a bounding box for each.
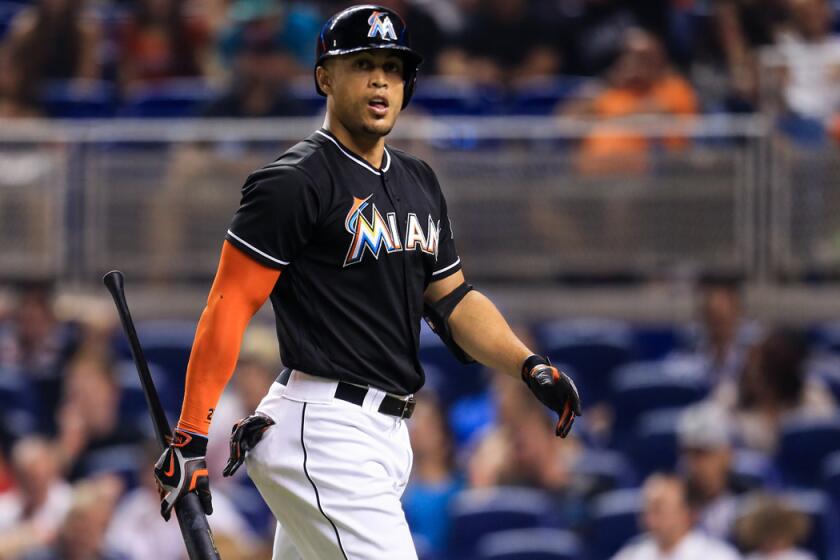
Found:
[315,4,423,109]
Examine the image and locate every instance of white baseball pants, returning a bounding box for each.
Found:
[245,370,417,560]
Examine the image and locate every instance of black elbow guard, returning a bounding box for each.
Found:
[423,282,475,364]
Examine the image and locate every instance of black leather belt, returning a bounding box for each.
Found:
[275,369,415,419]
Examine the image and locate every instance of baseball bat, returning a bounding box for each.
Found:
[103,270,220,560]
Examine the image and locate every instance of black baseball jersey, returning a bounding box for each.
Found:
[225,129,462,395]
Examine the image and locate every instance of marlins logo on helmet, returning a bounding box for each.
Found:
[367,11,397,41]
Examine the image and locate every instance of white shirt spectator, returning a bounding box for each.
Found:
[775,33,840,120]
[0,480,72,532]
[613,530,742,560]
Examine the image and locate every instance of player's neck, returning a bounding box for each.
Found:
[323,117,386,169]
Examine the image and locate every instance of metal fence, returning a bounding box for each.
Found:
[0,115,829,286]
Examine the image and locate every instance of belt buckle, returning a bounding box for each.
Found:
[401,395,416,419]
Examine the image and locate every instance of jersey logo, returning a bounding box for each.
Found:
[367,11,397,41]
[344,195,439,267]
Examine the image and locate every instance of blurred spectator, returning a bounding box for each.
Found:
[0,45,43,118]
[0,437,72,558]
[734,494,817,560]
[437,0,561,85]
[20,475,124,560]
[104,441,263,559]
[735,329,837,453]
[612,473,742,560]
[677,404,744,540]
[56,354,145,482]
[769,0,840,121]
[712,0,787,109]
[216,0,320,75]
[202,26,308,118]
[403,394,464,556]
[117,0,212,93]
[466,429,513,489]
[0,281,80,437]
[564,28,699,175]
[687,277,760,403]
[4,0,101,101]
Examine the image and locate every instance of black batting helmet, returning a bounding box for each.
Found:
[315,4,423,109]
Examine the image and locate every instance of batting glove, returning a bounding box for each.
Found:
[154,428,211,521]
[521,355,583,438]
[223,413,275,477]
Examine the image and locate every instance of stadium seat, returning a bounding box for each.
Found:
[476,528,584,560]
[41,79,118,118]
[588,488,642,560]
[507,77,588,116]
[631,324,691,361]
[412,78,503,116]
[534,318,635,405]
[573,448,638,495]
[112,321,196,415]
[448,487,558,559]
[779,490,840,560]
[623,409,681,479]
[731,449,780,490]
[419,321,485,406]
[609,355,710,440]
[117,79,218,118]
[823,451,840,510]
[776,415,840,487]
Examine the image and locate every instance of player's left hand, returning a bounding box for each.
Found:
[223,413,275,477]
[153,428,212,521]
[521,355,582,438]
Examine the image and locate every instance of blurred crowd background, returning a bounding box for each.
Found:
[2,0,840,559]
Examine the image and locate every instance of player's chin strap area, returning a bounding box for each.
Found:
[275,369,416,419]
[423,282,475,364]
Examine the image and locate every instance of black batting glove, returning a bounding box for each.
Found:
[521,355,583,438]
[154,429,211,521]
[223,413,275,478]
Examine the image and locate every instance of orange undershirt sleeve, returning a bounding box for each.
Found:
[176,240,281,435]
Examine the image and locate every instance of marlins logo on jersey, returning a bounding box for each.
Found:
[344,195,439,267]
[367,11,397,41]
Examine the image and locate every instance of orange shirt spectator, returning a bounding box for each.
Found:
[564,29,699,175]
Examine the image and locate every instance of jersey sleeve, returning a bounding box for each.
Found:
[431,178,462,281]
[225,165,319,269]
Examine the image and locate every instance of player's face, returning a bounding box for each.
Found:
[323,51,405,139]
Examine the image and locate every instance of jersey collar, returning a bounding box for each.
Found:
[315,129,391,176]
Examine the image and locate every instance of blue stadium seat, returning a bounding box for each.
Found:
[573,448,638,494]
[534,319,635,405]
[823,451,840,511]
[448,487,558,559]
[117,79,218,118]
[609,355,710,440]
[113,321,196,415]
[810,321,840,353]
[776,415,840,487]
[731,449,780,490]
[507,76,588,115]
[631,324,691,361]
[41,80,118,118]
[476,528,584,560]
[780,490,840,560]
[623,409,681,479]
[412,78,504,116]
[419,321,485,406]
[588,488,642,560]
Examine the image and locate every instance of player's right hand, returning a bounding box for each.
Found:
[223,413,275,477]
[154,428,212,521]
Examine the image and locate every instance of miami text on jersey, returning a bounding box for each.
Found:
[344,195,439,267]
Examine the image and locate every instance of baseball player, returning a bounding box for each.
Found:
[152,4,582,559]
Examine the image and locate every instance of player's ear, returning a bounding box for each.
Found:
[316,64,332,96]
